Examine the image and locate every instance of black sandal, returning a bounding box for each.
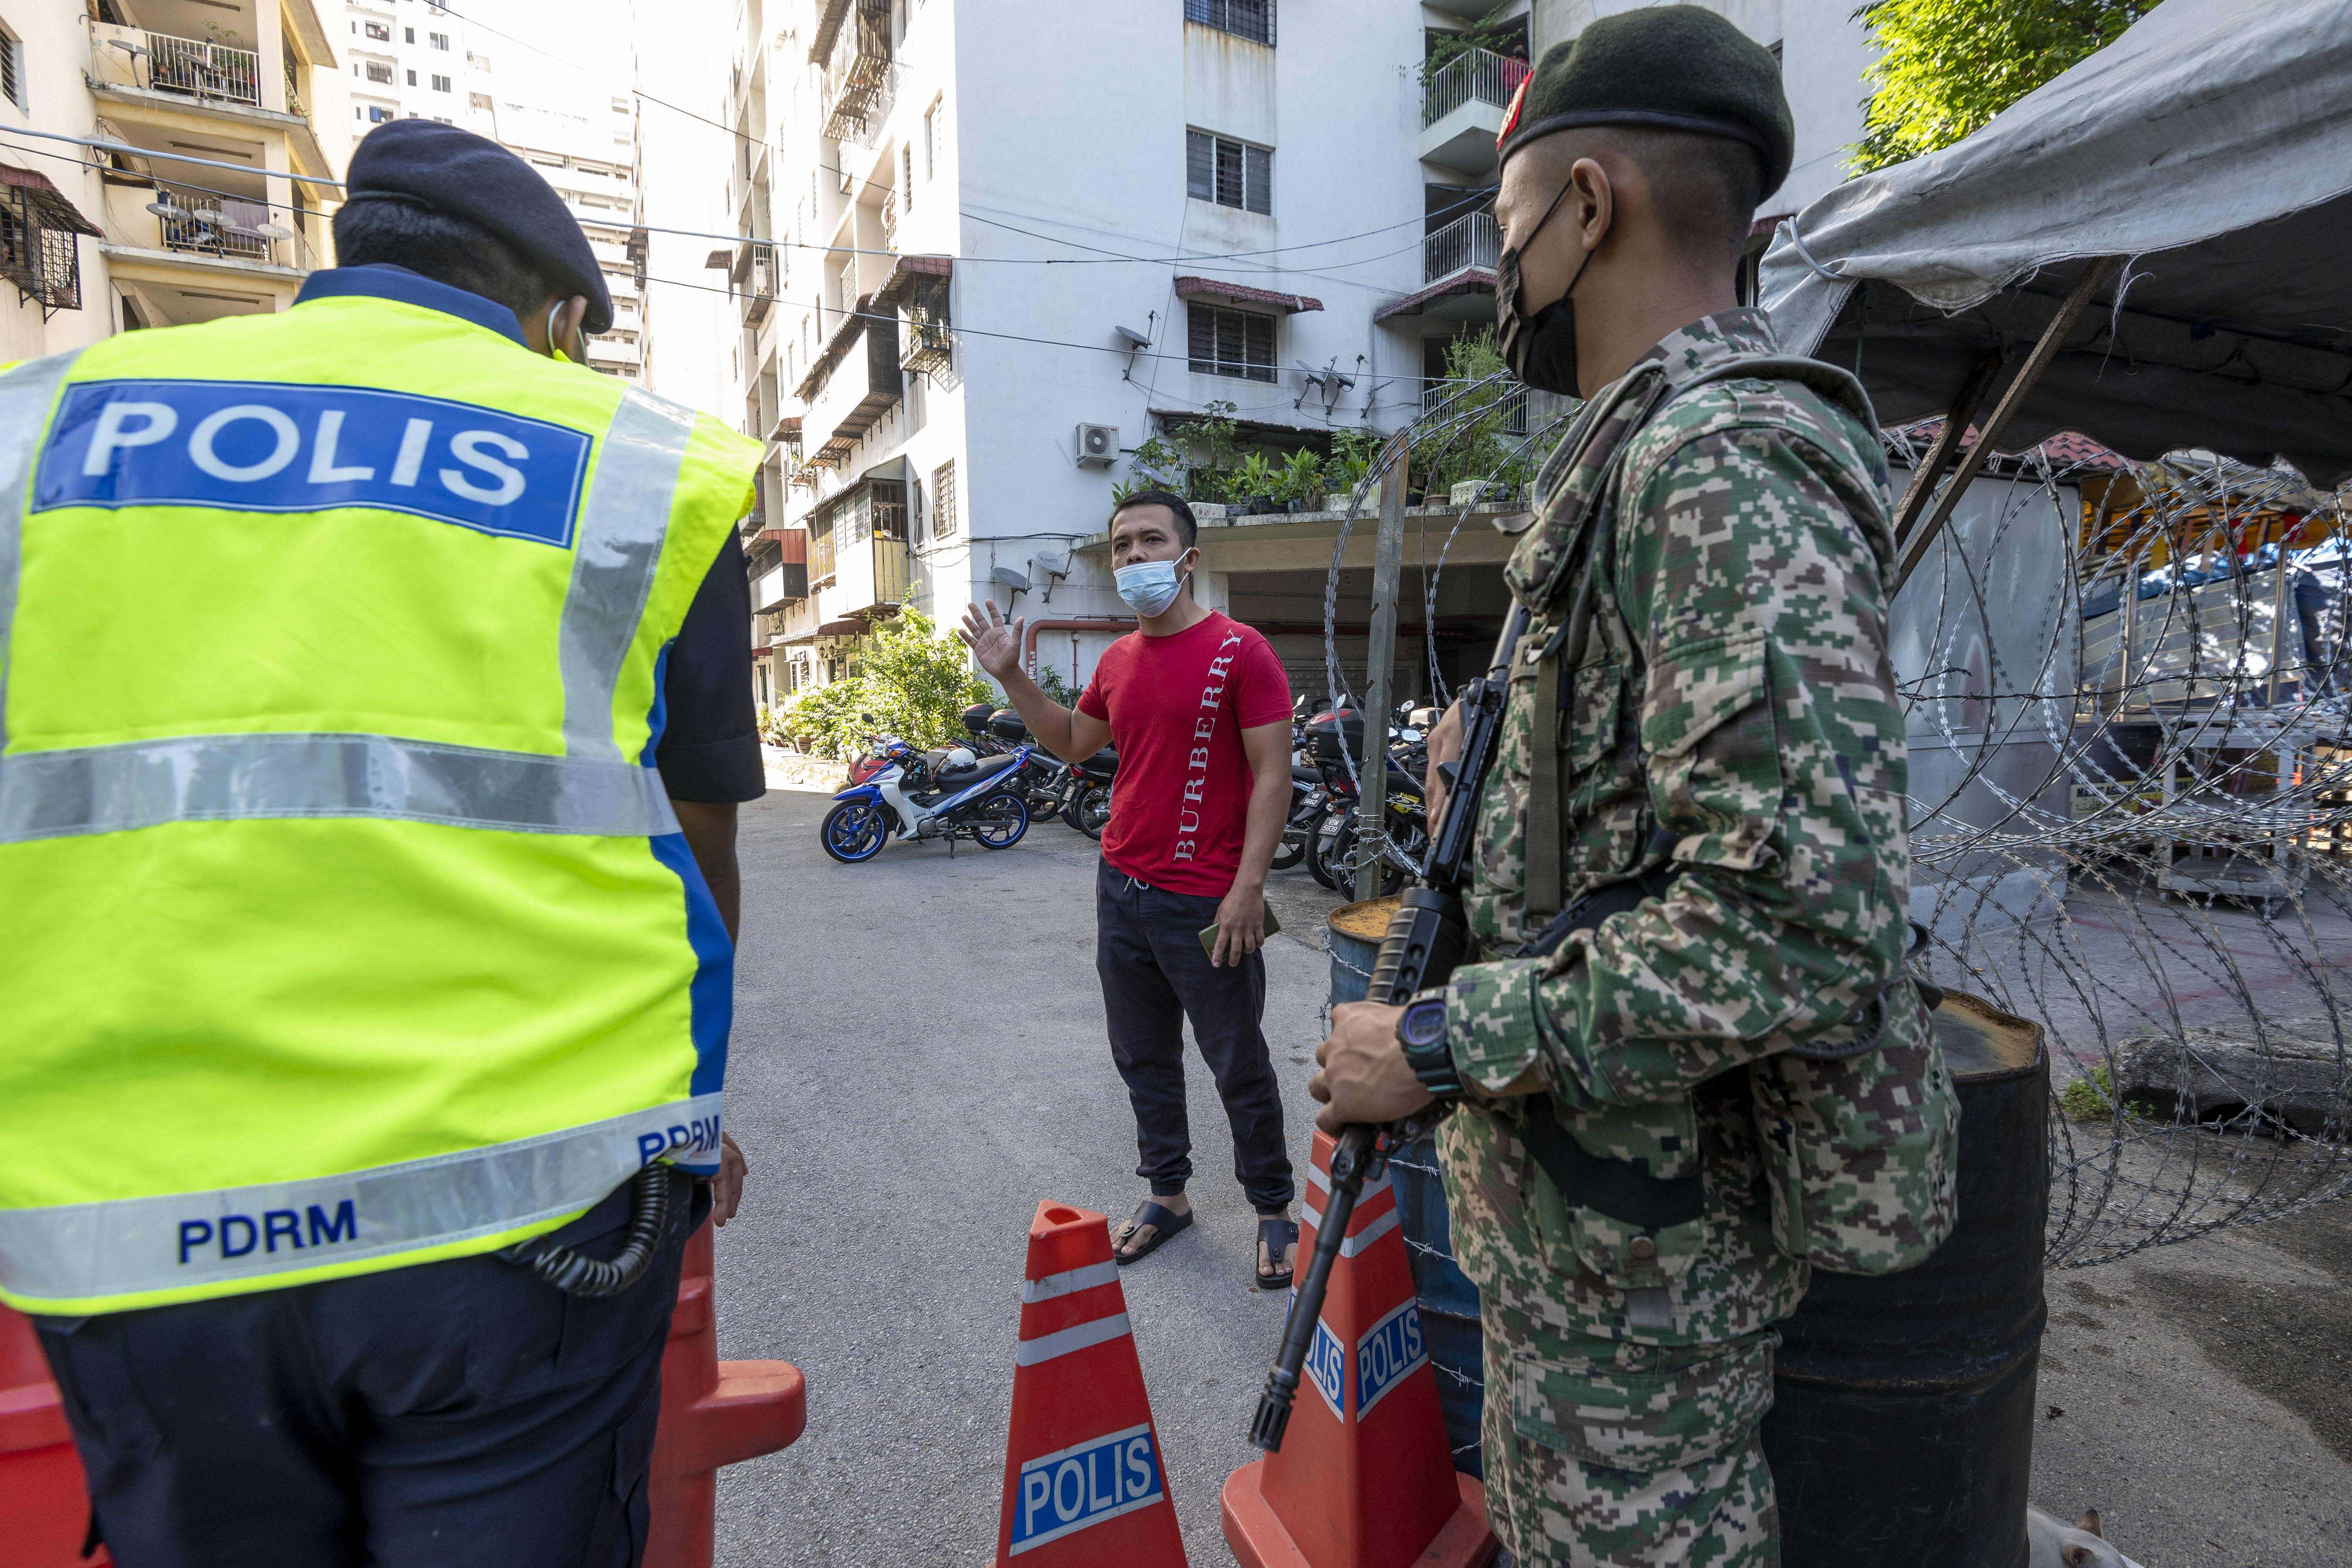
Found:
[1112,1200,1192,1266]
[1255,1217,1300,1291]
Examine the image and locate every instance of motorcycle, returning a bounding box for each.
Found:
[1060,746,1118,839]
[978,708,1068,823]
[820,737,1035,862]
[1301,707,1431,893]
[1274,767,1323,872]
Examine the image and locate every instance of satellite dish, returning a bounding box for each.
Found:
[1114,324,1152,348]
[186,207,223,229]
[254,222,296,239]
[990,566,1032,595]
[145,193,191,221]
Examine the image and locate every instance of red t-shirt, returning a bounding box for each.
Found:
[1078,611,1292,897]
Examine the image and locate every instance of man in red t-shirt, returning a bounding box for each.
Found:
[960,491,1300,1289]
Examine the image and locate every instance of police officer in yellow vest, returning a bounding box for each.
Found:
[0,121,767,1565]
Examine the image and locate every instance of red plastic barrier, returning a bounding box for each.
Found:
[1221,1130,1497,1568]
[994,1200,1187,1567]
[0,1304,113,1568]
[644,1217,808,1568]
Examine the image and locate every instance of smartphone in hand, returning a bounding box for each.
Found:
[1200,906,1281,957]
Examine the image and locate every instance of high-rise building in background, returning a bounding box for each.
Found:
[0,0,348,359]
[713,2,1882,718]
[341,0,649,384]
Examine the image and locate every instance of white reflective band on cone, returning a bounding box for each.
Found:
[1014,1312,1133,1367]
[1020,1259,1119,1304]
[0,731,680,843]
[0,1092,722,1306]
[1299,1203,1400,1259]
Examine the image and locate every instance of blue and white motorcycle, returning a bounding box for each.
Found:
[820,737,1034,863]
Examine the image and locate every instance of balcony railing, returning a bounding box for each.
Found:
[1423,210,1499,285]
[1424,378,1528,438]
[820,0,893,143]
[151,196,315,270]
[142,31,263,107]
[1422,48,1527,129]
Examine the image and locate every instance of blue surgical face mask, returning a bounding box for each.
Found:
[1115,550,1194,617]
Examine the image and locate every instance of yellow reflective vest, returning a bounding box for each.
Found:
[0,278,763,1315]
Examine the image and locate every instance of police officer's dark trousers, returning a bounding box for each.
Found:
[1096,861,1295,1213]
[35,1169,705,1568]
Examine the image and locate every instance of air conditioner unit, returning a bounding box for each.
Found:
[1076,423,1119,468]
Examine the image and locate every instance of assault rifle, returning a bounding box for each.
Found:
[1249,605,1528,1453]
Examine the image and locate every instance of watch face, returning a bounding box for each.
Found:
[1401,1000,1447,1048]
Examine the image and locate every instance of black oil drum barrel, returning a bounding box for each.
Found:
[1761,990,2049,1568]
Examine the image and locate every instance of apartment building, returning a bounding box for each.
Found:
[1527,0,1879,282]
[723,0,1571,713]
[340,0,650,383]
[0,1,347,362]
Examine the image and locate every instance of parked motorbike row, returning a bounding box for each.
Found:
[821,704,1118,863]
[823,695,1437,881]
[1287,697,1436,896]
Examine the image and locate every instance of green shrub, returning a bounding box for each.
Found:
[777,607,994,758]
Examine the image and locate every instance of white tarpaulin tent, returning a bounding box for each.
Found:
[1760,0,2352,491]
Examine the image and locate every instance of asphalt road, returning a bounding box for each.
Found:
[708,788,1342,1566]
[706,783,2352,1568]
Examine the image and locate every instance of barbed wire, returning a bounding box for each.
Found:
[1319,390,2352,1270]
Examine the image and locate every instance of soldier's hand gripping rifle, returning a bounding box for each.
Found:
[1249,605,1530,1453]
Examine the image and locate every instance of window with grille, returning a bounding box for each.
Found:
[365,61,393,83]
[3,31,27,112]
[902,144,913,208]
[429,32,450,49]
[406,69,417,86]
[367,105,393,123]
[1186,131,1270,215]
[932,460,957,540]
[404,27,415,43]
[364,21,391,41]
[431,74,451,92]
[924,100,939,177]
[1184,0,1273,46]
[1188,303,1275,382]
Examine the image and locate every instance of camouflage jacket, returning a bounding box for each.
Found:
[1437,310,1959,1350]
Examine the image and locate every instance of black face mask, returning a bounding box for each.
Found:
[1496,177,1594,398]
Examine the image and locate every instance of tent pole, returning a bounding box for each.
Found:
[1892,257,2122,596]
[1891,351,2001,551]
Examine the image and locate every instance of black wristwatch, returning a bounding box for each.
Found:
[1396,987,1464,1102]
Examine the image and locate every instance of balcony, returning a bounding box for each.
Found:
[900,317,951,377]
[806,479,909,623]
[753,561,809,612]
[1424,378,1528,438]
[103,29,264,107]
[1423,210,1498,287]
[1419,49,1527,175]
[818,0,893,144]
[803,309,902,466]
[737,241,777,325]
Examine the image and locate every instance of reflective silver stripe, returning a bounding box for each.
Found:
[0,352,86,756]
[0,731,679,844]
[0,1092,723,1306]
[1020,1259,1119,1304]
[1298,1204,1401,1260]
[1015,1312,1133,1367]
[560,389,695,761]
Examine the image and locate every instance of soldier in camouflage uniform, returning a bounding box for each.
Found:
[1310,13,1958,1565]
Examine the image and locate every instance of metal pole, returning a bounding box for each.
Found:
[1893,257,2122,595]
[1356,446,1407,902]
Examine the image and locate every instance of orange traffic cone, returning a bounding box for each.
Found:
[0,1305,112,1568]
[994,1200,1187,1566]
[1221,1131,1497,1568]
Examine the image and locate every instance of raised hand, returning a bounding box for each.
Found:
[956,599,1025,682]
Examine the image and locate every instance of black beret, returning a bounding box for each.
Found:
[345,119,614,335]
[1497,6,1794,195]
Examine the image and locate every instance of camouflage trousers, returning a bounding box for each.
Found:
[1480,1299,1779,1567]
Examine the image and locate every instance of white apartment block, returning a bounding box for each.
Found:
[713,1,1881,714]
[340,0,650,382]
[1,0,348,358]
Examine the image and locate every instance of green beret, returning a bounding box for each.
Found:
[1497,6,1794,194]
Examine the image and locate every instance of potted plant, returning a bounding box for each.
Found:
[1277,448,1325,512]
[1229,451,1282,514]
[1323,428,1383,511]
